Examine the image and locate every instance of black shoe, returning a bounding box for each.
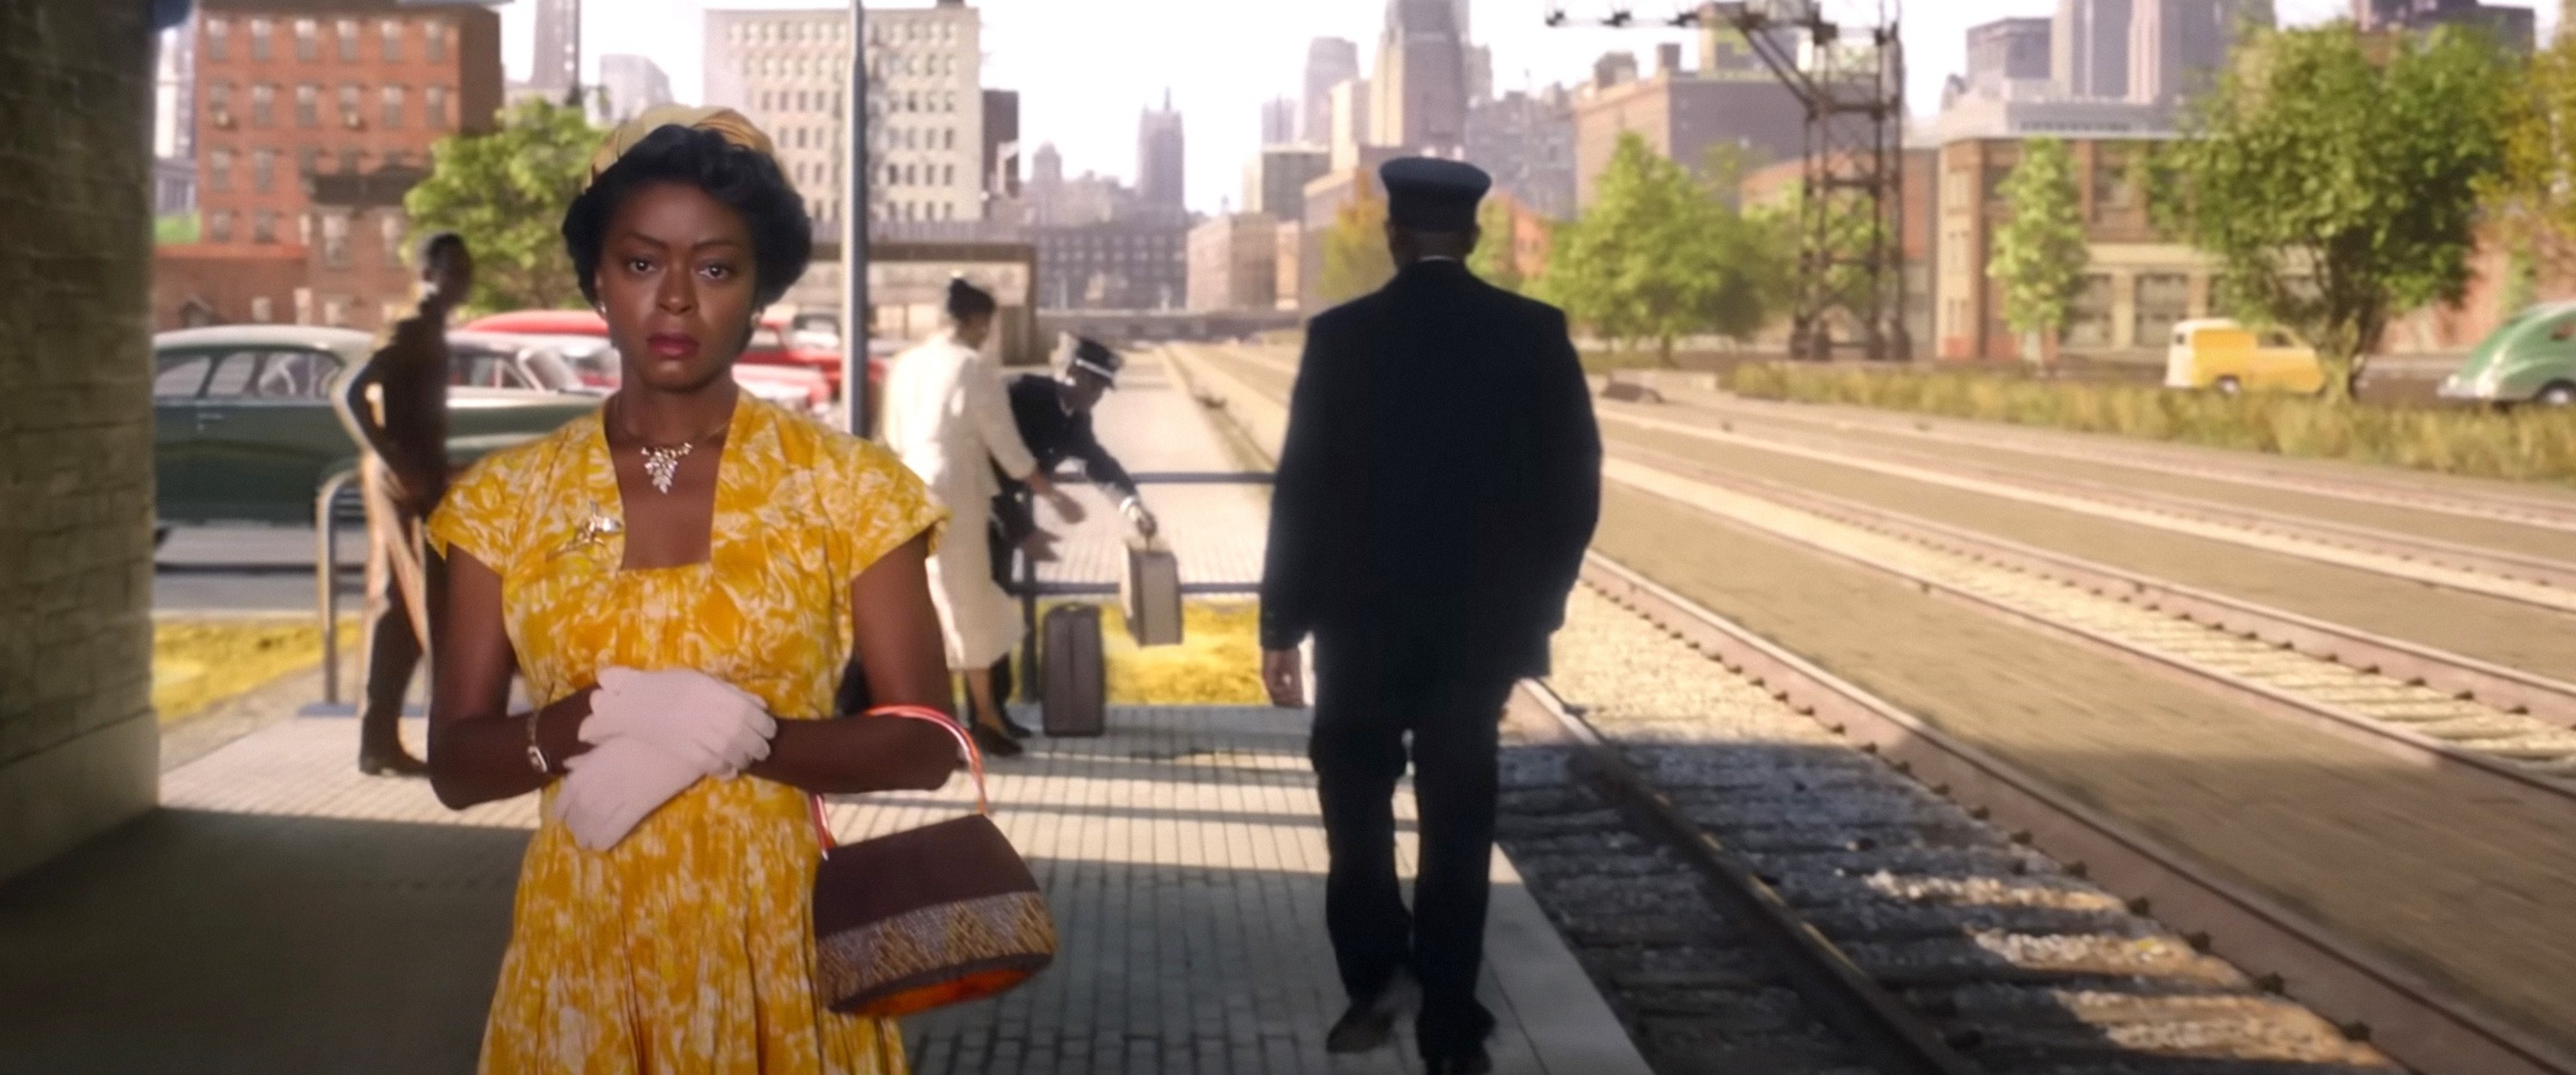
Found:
[997,709,1035,740]
[1325,1001,1395,1054]
[969,723,1024,758]
[1422,1046,1492,1074]
[358,750,428,777]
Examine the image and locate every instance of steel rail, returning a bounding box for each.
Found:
[1504,677,1985,1075]
[1599,407,2576,615]
[1577,553,2576,1075]
[1610,441,2576,732]
[1608,446,2576,817]
[1680,393,2576,535]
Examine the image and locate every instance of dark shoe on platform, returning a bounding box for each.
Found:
[997,710,1035,739]
[358,750,429,778]
[1325,1001,1396,1054]
[1422,1046,1492,1075]
[970,723,1025,758]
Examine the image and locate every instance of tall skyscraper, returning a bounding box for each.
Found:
[1139,91,1186,211]
[532,0,580,95]
[2055,0,2133,99]
[1966,18,2054,86]
[1371,0,1467,151]
[2129,0,2238,105]
[1302,38,1362,145]
[1261,96,1298,146]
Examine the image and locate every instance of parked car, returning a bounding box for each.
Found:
[153,325,597,526]
[461,309,834,413]
[2163,319,2325,396]
[448,331,604,396]
[2440,301,2576,406]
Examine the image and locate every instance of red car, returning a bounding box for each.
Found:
[463,310,834,415]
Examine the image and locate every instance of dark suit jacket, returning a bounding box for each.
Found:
[1258,258,1602,677]
[987,374,1142,584]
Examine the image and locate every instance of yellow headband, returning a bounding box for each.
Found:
[586,106,777,185]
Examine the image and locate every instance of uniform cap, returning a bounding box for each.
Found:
[1066,337,1121,385]
[1380,156,1491,232]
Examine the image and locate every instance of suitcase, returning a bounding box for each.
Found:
[1042,604,1107,737]
[1121,539,1184,647]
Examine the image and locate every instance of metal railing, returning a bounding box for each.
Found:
[313,472,367,707]
[1011,470,1273,696]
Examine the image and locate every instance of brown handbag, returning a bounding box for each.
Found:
[808,706,1057,1018]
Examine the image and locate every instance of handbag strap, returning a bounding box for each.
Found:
[807,704,991,854]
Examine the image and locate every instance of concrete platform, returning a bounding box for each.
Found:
[0,708,1649,1075]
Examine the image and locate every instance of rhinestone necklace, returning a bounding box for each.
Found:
[611,395,727,495]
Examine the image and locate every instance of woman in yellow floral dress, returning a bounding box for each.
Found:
[424,107,959,1074]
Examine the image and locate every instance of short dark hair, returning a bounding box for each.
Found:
[561,125,812,309]
[415,230,465,274]
[947,276,997,319]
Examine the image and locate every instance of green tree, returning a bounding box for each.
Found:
[1986,138,2091,367]
[2154,22,2512,400]
[405,97,602,315]
[1467,197,1528,292]
[1540,132,1789,362]
[1315,185,1394,305]
[2489,33,2576,280]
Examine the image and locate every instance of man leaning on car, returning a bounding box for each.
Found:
[329,232,471,776]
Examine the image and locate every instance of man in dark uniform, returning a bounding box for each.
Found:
[979,335,1161,734]
[1258,158,1601,1074]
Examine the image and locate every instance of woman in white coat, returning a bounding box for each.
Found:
[880,278,1078,755]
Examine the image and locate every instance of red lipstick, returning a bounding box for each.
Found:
[647,332,699,359]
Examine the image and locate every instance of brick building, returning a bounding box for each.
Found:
[1571,42,1804,210]
[1741,149,1941,355]
[1933,137,2218,361]
[1030,221,1189,311]
[173,0,499,331]
[2,0,161,883]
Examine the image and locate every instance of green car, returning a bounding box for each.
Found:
[155,325,598,526]
[2440,301,2576,406]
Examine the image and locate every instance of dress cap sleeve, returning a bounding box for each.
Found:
[427,449,524,569]
[823,435,948,583]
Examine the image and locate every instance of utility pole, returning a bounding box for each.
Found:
[1546,1,1910,361]
[843,1,873,435]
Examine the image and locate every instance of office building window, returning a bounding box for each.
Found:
[252,148,276,192]
[251,83,275,127]
[207,82,232,126]
[426,85,448,129]
[295,18,318,61]
[297,145,320,175]
[337,19,360,61]
[380,19,403,62]
[340,147,363,173]
[381,84,406,129]
[295,83,319,127]
[249,17,272,60]
[209,210,234,242]
[205,19,229,61]
[252,210,277,244]
[382,214,406,267]
[339,84,361,128]
[426,21,447,64]
[207,149,233,191]
[250,295,272,323]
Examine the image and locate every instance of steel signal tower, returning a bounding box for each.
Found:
[1546,1,1909,360]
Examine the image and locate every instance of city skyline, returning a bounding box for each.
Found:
[491,0,2543,216]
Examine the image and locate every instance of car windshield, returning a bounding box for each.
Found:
[749,327,785,351]
[521,349,581,392]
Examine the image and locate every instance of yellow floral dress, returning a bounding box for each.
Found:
[427,397,945,1075]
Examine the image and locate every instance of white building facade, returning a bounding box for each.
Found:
[702,0,986,228]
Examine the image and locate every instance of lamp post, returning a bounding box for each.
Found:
[842,1,873,435]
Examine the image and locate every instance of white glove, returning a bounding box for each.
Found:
[1121,498,1159,539]
[550,736,706,851]
[586,666,777,777]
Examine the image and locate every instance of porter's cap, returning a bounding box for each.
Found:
[1380,157,1491,232]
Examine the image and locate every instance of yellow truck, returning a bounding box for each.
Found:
[2163,319,2326,395]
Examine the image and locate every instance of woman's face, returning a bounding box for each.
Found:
[596,180,759,394]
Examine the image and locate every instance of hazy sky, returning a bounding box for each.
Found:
[501,0,2551,215]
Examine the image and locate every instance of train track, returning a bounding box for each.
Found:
[1669,393,2576,538]
[1601,445,2576,792]
[1597,406,2576,616]
[1520,558,2576,1075]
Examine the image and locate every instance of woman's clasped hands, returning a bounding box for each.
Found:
[551,666,778,850]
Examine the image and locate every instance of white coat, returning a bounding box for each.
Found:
[880,330,1039,669]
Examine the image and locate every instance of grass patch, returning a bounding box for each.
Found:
[1034,599,1268,706]
[155,618,356,723]
[1729,362,2576,485]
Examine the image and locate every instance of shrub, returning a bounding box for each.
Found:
[1727,364,2576,484]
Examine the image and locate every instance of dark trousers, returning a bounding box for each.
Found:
[1309,629,1514,1056]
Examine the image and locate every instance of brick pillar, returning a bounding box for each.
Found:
[0,0,160,883]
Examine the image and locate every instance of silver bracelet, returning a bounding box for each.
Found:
[526,708,551,775]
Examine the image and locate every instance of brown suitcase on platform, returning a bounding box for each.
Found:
[1121,539,1184,647]
[1042,604,1106,737]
